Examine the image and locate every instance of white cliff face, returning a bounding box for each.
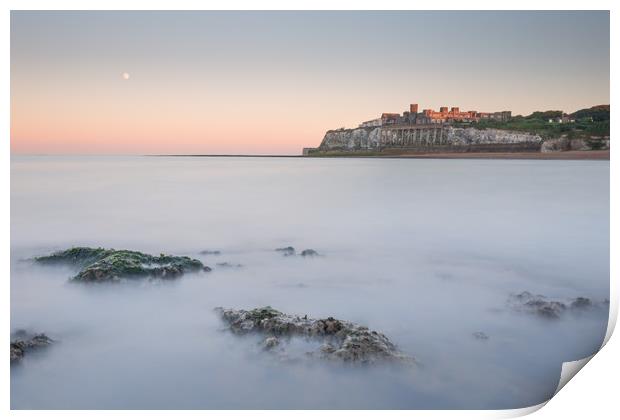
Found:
[445,127,542,145]
[318,126,542,151]
[368,128,381,148]
[319,128,380,151]
[316,126,609,153]
[541,137,610,152]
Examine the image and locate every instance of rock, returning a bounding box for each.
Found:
[317,126,542,153]
[541,137,571,152]
[275,247,320,257]
[10,344,24,362]
[261,336,280,351]
[199,250,221,255]
[508,291,566,319]
[216,262,243,268]
[35,247,207,282]
[300,249,319,257]
[529,301,567,319]
[35,247,114,268]
[570,297,593,309]
[508,291,604,319]
[319,127,381,151]
[446,127,542,148]
[215,306,414,365]
[320,342,336,354]
[472,332,489,340]
[541,136,610,152]
[275,246,296,256]
[11,332,54,363]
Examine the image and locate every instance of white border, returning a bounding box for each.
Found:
[2,1,616,419]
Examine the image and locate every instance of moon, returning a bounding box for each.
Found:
[121,72,130,80]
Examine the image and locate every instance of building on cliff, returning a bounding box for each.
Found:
[358,103,511,127]
[303,102,608,155]
[302,102,529,155]
[359,104,512,128]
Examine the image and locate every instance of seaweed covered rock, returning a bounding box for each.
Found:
[275,247,321,257]
[35,247,208,282]
[34,247,114,268]
[215,306,414,365]
[11,331,54,363]
[508,291,606,319]
[275,246,296,256]
[300,249,319,257]
[570,297,593,309]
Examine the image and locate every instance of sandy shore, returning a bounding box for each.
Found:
[364,150,610,160]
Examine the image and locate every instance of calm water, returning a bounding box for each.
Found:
[10,156,609,409]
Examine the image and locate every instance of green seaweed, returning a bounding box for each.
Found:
[245,306,282,322]
[35,247,206,282]
[34,247,114,268]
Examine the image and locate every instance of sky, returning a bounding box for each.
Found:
[11,11,610,155]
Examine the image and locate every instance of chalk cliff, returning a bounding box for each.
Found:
[314,126,543,153]
[319,127,382,151]
[540,137,610,152]
[305,124,611,155]
[445,127,542,146]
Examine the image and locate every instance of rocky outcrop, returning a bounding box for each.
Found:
[275,247,321,257]
[35,247,114,268]
[215,306,414,365]
[300,249,319,257]
[11,331,54,363]
[275,246,296,256]
[319,127,381,151]
[445,127,542,146]
[541,136,610,152]
[507,291,607,319]
[35,247,209,282]
[316,125,543,153]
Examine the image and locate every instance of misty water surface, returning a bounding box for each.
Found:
[10,156,609,409]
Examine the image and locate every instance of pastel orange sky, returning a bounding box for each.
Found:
[11,11,610,155]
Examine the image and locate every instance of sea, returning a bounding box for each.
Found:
[10,155,610,409]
